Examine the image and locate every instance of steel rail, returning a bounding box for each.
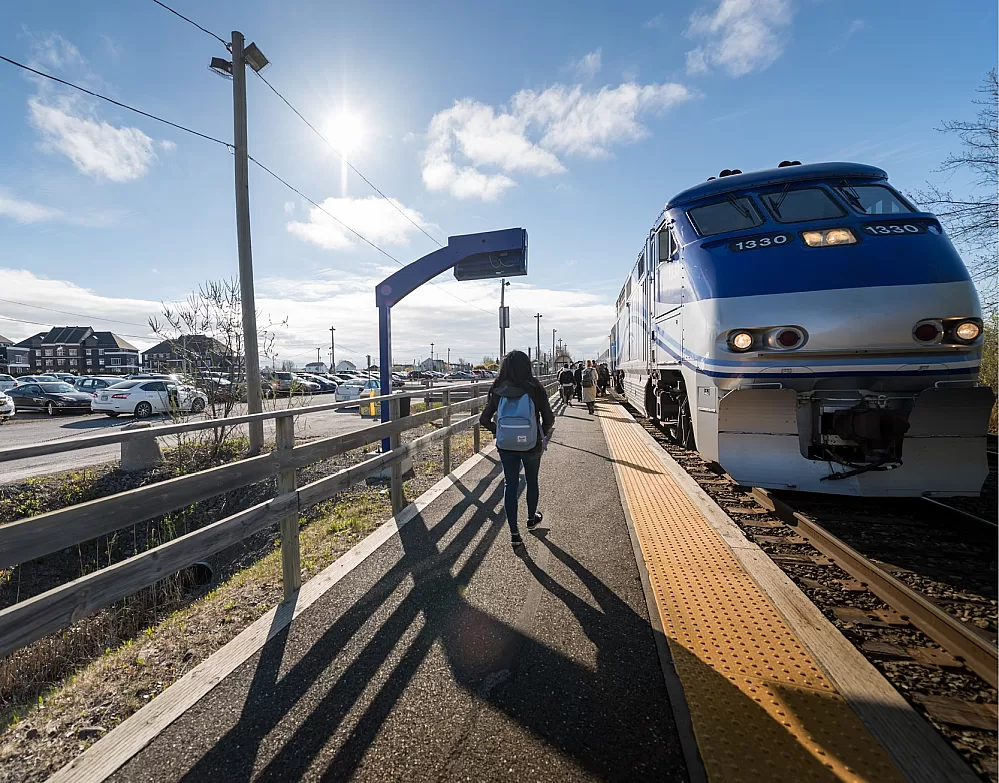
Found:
[753,487,998,689]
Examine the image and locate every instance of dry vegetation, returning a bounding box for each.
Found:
[0,412,490,782]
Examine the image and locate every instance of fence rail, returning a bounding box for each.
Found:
[0,376,557,660]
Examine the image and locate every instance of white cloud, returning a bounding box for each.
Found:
[643,13,666,29]
[567,49,602,80]
[158,140,177,152]
[0,190,64,223]
[283,201,295,215]
[23,32,162,182]
[685,0,793,77]
[0,268,614,367]
[286,196,432,250]
[422,79,691,200]
[847,18,866,37]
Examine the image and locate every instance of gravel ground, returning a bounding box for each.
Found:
[628,405,998,783]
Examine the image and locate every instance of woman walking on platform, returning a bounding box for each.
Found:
[581,359,598,415]
[479,350,555,549]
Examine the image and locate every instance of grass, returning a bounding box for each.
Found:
[0,428,487,783]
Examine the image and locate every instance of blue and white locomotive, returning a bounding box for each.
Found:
[608,161,993,497]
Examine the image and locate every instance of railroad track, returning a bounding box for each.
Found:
[626,404,999,781]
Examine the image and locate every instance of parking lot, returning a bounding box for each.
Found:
[0,380,481,484]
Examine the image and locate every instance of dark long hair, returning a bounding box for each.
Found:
[494,350,541,392]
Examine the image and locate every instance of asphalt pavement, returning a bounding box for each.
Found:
[109,399,687,782]
[0,398,376,484]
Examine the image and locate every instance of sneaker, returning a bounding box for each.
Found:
[511,533,524,548]
[527,512,544,530]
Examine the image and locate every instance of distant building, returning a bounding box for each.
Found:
[15,327,140,376]
[304,361,328,374]
[335,360,357,372]
[0,333,14,374]
[142,335,234,374]
[418,357,445,371]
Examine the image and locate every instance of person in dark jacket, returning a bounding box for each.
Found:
[573,363,583,402]
[597,363,610,397]
[479,350,555,548]
[557,365,575,406]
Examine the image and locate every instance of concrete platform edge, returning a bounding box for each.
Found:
[601,413,706,783]
[610,402,978,783]
[45,445,500,783]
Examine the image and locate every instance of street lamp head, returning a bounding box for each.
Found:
[208,57,233,79]
[243,42,270,73]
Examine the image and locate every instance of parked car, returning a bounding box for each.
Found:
[75,375,127,395]
[261,371,319,396]
[295,372,338,393]
[445,371,476,381]
[14,375,58,384]
[90,380,208,418]
[334,378,380,402]
[0,374,16,393]
[0,391,14,419]
[7,381,94,415]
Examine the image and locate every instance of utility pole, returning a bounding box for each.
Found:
[230,31,264,454]
[447,347,450,370]
[534,313,543,375]
[498,279,510,359]
[316,347,321,364]
[552,328,557,369]
[329,326,336,370]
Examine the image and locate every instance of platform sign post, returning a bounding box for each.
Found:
[375,228,528,454]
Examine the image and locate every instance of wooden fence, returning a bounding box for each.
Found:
[0,378,558,659]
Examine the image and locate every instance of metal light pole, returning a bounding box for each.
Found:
[552,328,556,370]
[447,347,450,370]
[230,31,265,453]
[498,279,510,360]
[329,326,336,370]
[534,313,543,375]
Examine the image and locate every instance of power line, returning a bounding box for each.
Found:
[0,55,232,148]
[150,0,229,48]
[0,298,152,330]
[252,71,445,248]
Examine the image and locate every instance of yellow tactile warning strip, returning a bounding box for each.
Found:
[598,406,905,783]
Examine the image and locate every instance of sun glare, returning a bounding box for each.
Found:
[326,111,366,158]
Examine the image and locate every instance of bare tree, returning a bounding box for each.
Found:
[149,279,283,455]
[915,70,998,311]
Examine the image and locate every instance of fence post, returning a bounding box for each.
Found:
[471,382,480,453]
[389,397,404,515]
[275,415,300,601]
[442,388,452,475]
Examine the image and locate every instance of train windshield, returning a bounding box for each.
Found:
[687,196,763,236]
[760,187,846,223]
[835,183,913,215]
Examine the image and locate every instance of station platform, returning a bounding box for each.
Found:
[57,397,971,782]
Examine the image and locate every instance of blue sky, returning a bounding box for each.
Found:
[0,0,994,366]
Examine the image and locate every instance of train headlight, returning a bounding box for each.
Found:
[954,320,981,342]
[913,320,943,344]
[801,227,857,247]
[730,331,754,351]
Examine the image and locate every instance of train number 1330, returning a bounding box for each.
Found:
[861,223,927,235]
[729,233,792,252]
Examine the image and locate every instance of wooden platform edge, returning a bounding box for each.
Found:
[45,444,500,783]
[608,402,979,783]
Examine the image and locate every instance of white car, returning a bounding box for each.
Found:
[91,380,208,418]
[0,374,16,393]
[0,391,14,419]
[334,378,380,402]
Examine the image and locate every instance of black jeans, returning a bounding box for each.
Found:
[499,449,542,535]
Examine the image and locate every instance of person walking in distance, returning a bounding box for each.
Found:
[597,362,610,397]
[573,362,583,402]
[479,350,555,549]
[558,364,575,407]
[580,359,598,414]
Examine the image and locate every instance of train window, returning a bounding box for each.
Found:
[658,228,678,261]
[760,187,846,223]
[835,184,914,215]
[687,196,763,237]
[637,251,645,279]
